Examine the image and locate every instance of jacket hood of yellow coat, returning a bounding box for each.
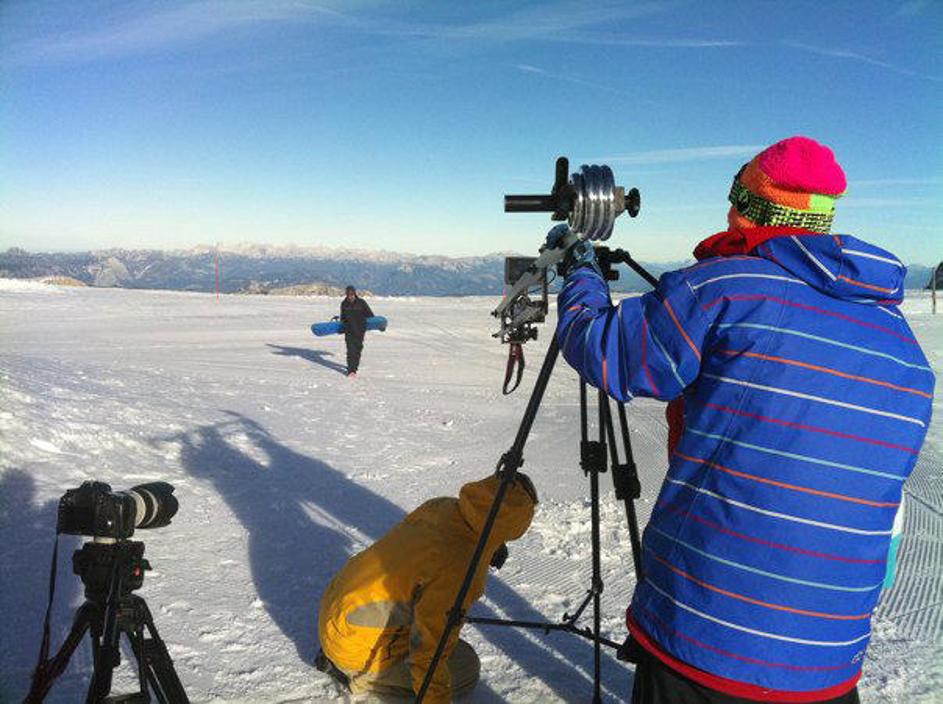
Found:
[457,475,535,544]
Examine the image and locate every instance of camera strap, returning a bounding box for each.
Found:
[35,535,60,670]
[502,342,525,395]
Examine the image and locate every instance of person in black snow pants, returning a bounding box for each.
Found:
[340,285,373,377]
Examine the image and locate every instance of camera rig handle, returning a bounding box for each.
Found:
[504,156,640,241]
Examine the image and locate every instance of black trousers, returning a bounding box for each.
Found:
[630,647,860,704]
[345,333,364,373]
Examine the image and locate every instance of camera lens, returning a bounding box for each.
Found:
[126,482,179,529]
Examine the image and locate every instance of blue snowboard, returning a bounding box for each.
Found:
[311,316,388,337]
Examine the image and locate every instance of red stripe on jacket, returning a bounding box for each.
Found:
[627,610,861,702]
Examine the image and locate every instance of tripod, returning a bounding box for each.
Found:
[26,540,189,704]
[416,250,658,703]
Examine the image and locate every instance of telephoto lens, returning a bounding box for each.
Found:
[126,482,179,530]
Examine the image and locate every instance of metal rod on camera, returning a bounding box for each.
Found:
[415,337,561,704]
[504,195,558,213]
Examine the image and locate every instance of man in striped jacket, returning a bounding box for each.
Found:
[555,137,934,703]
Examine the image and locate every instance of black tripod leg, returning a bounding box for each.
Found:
[128,596,191,704]
[616,402,644,580]
[24,602,98,704]
[590,389,606,704]
[414,336,561,704]
[601,399,644,581]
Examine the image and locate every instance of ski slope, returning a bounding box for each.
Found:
[0,280,940,703]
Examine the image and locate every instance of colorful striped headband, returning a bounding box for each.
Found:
[729,137,847,234]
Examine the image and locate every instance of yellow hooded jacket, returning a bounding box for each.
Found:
[318,476,535,703]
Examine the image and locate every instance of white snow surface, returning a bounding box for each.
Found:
[1,281,940,703]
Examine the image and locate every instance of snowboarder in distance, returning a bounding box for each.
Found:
[340,285,373,377]
[315,473,537,703]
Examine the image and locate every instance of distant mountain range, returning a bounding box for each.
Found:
[0,244,683,296]
[0,245,936,296]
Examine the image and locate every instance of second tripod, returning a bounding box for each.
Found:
[26,540,189,703]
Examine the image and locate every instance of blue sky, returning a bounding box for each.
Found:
[1,1,940,263]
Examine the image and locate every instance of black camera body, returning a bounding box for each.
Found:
[58,480,178,540]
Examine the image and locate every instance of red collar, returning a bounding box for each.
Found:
[693,226,814,261]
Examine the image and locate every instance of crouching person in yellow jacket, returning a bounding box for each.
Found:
[317,473,537,702]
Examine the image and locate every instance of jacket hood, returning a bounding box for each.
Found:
[755,233,906,304]
[458,475,535,544]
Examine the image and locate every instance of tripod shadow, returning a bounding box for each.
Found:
[0,469,85,703]
[164,412,620,701]
[267,344,347,375]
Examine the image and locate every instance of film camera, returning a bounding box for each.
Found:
[493,157,641,346]
[58,480,179,540]
[489,157,643,394]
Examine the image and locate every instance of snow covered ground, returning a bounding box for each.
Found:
[1,281,940,703]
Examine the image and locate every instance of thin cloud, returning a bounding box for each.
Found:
[591,145,762,165]
[514,63,659,104]
[5,1,356,65]
[7,1,741,66]
[565,33,740,48]
[379,2,672,42]
[783,40,942,82]
[362,2,739,49]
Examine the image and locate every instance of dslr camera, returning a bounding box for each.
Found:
[57,480,179,540]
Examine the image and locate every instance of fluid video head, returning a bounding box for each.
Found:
[493,157,641,345]
[58,480,179,541]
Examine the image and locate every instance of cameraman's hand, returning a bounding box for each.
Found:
[565,240,601,277]
[544,224,601,277]
[544,223,571,251]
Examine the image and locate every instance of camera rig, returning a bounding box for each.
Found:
[492,157,641,392]
[417,158,657,703]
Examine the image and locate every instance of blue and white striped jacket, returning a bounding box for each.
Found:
[557,233,934,695]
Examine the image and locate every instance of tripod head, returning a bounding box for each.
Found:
[73,540,149,605]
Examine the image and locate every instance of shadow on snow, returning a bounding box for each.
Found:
[0,469,86,703]
[162,412,629,702]
[267,344,348,375]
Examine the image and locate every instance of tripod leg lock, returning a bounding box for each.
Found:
[580,441,607,475]
[496,450,524,473]
[613,463,641,499]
